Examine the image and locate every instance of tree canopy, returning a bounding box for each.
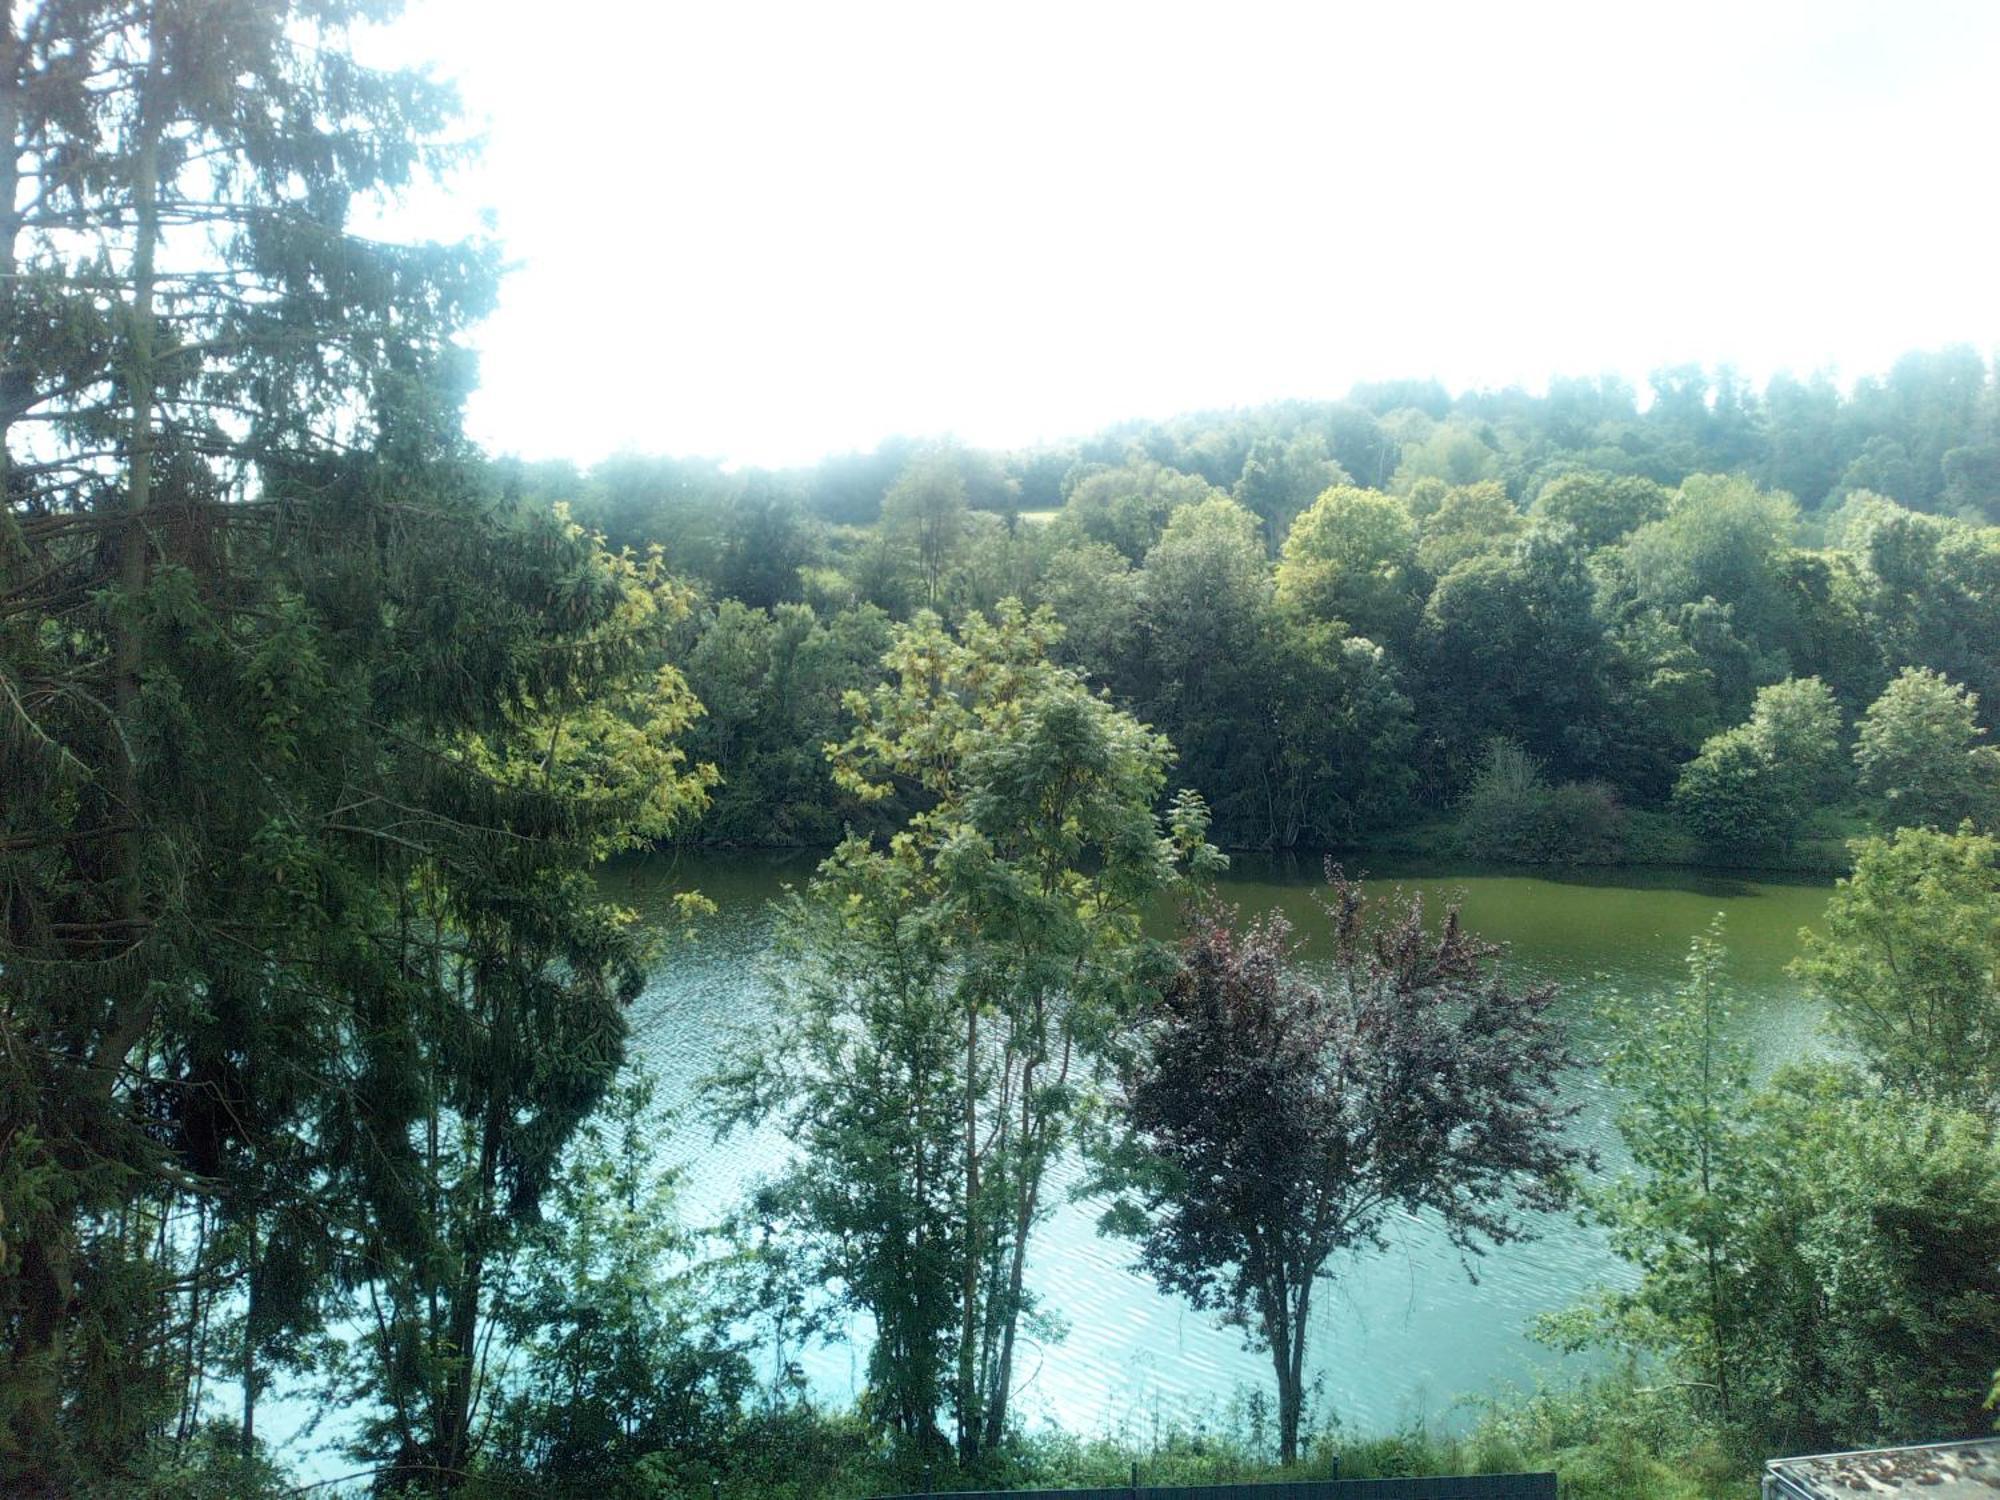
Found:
[1106,871,1579,1463]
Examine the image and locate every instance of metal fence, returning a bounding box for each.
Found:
[870,1472,1557,1500]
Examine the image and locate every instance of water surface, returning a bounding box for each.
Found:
[604,850,1832,1441]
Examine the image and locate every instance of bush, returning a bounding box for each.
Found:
[1542,781,1629,862]
[480,1075,754,1497]
[1672,678,1845,850]
[1672,727,1792,848]
[1457,740,1627,863]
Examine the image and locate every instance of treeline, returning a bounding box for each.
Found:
[511,351,2000,857]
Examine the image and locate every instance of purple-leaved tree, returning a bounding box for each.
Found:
[1106,865,1583,1464]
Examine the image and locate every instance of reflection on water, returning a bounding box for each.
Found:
[602,849,1833,1439]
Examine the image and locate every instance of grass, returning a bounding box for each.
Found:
[585,1373,1759,1500]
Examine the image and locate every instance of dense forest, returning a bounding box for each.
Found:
[506,351,2000,861]
[2,3,1998,1500]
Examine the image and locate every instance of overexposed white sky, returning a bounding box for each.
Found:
[368,0,2000,469]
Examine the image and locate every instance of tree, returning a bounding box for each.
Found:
[717,480,817,609]
[1275,485,1421,645]
[0,4,715,1489]
[0,0,484,1480]
[1322,402,1397,488]
[1564,1047,2000,1457]
[1841,499,2000,713]
[1671,728,1793,849]
[882,448,970,610]
[1735,1075,2000,1451]
[569,454,738,566]
[1943,443,2000,521]
[806,436,919,525]
[1792,827,2000,1115]
[1456,740,1625,864]
[681,600,892,844]
[307,530,717,1497]
[1853,667,2000,830]
[1057,459,1229,562]
[1107,872,1580,1464]
[955,444,1023,522]
[1233,432,1346,553]
[1767,548,1886,713]
[1743,676,1846,797]
[1599,607,1726,800]
[1034,540,1143,694]
[1135,499,1273,835]
[1553,923,1757,1428]
[949,509,1049,618]
[1617,476,1802,685]
[711,603,1219,1464]
[1415,528,1614,788]
[1671,677,1844,849]
[1643,365,1767,471]
[1411,480,1526,576]
[1759,372,1848,507]
[1859,346,1992,510]
[1529,471,1670,550]
[1387,421,1501,493]
[482,1074,753,1491]
[1259,621,1417,848]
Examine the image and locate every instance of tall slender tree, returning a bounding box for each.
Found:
[712,603,1219,1463]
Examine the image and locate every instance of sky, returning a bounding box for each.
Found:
[366,0,2000,470]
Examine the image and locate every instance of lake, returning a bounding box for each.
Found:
[601,849,1834,1445]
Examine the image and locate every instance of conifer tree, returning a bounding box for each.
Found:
[0,4,712,1489]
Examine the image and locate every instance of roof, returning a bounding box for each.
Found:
[1764,1439,2000,1499]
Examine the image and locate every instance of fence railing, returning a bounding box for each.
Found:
[869,1471,1557,1500]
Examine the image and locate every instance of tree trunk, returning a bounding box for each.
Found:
[91,0,164,1091]
[7,1237,73,1482]
[1259,1259,1310,1467]
[0,12,55,1469]
[0,0,22,469]
[957,1004,980,1463]
[431,1015,509,1493]
[981,1159,1040,1451]
[1697,989,1734,1421]
[240,1216,257,1460]
[1284,1280,1312,1466]
[1272,1340,1303,1468]
[981,1046,1050,1452]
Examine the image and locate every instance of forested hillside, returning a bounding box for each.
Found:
[509,355,2000,858]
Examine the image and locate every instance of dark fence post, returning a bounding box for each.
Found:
[923,1461,933,1494]
[1130,1459,1140,1498]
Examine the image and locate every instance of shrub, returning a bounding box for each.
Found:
[1458,740,1626,863]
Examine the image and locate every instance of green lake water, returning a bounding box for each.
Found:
[600,850,1834,1442]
